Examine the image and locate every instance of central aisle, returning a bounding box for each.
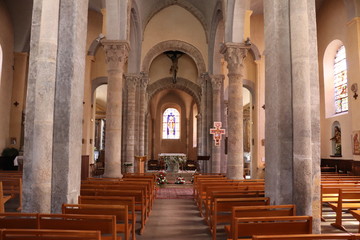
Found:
[136,198,216,240]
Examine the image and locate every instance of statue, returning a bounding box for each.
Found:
[330,126,341,155]
[164,51,184,84]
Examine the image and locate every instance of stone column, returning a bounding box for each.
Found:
[125,74,140,172]
[139,73,149,156]
[221,43,249,179]
[221,100,229,174]
[23,0,60,213]
[200,73,209,173]
[102,40,129,178]
[211,74,224,173]
[51,0,89,213]
[196,114,202,156]
[264,0,320,232]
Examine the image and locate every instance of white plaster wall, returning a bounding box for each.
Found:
[0,2,14,151]
[317,0,353,159]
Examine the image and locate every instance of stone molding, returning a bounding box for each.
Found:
[142,40,206,74]
[211,74,224,91]
[102,40,130,68]
[220,42,249,75]
[140,72,149,89]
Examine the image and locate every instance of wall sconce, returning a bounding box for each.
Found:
[351,83,358,100]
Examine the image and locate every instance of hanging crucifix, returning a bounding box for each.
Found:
[164,51,184,84]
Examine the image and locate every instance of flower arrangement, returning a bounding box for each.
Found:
[175,175,186,184]
[156,171,168,185]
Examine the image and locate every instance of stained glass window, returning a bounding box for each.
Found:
[162,108,180,139]
[333,45,348,114]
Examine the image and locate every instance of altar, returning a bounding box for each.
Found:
[158,153,186,172]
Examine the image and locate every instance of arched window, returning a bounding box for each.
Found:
[333,45,348,114]
[162,108,180,139]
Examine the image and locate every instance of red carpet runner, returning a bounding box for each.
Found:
[156,187,193,199]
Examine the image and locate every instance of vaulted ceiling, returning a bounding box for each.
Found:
[3,0,326,52]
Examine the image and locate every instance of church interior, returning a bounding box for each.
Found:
[1,0,360,239]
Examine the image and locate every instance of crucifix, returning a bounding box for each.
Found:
[164,51,184,84]
[210,122,226,147]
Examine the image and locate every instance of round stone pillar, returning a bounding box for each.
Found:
[211,74,224,173]
[125,74,140,173]
[102,40,129,178]
[221,43,249,179]
[139,73,149,156]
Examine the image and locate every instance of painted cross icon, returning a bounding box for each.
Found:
[210,122,225,146]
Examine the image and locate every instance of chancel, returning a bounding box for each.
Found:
[1,0,360,239]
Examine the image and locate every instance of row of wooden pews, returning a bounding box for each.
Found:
[0,172,157,240]
[194,174,360,240]
[321,172,360,231]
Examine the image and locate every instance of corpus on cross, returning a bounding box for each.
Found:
[164,50,184,84]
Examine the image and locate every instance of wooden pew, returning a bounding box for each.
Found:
[38,213,120,240]
[252,233,360,240]
[204,190,265,224]
[328,189,360,231]
[0,178,22,211]
[2,229,101,240]
[0,182,11,212]
[320,185,360,221]
[78,196,136,238]
[231,216,312,240]
[224,205,296,238]
[80,188,146,234]
[210,197,270,240]
[0,212,38,229]
[81,182,151,216]
[62,203,131,240]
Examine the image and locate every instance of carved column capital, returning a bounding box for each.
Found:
[102,40,130,69]
[220,42,249,75]
[199,72,210,88]
[211,74,224,91]
[125,73,141,91]
[196,113,202,119]
[140,72,149,89]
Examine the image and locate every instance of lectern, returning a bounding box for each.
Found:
[135,156,147,173]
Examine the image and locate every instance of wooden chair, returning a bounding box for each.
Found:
[0,182,11,213]
[2,229,101,240]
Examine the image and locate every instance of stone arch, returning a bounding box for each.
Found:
[209,1,224,74]
[87,38,103,56]
[128,2,143,72]
[249,44,261,61]
[142,40,206,76]
[91,76,108,102]
[144,0,209,42]
[343,0,360,21]
[147,77,201,108]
